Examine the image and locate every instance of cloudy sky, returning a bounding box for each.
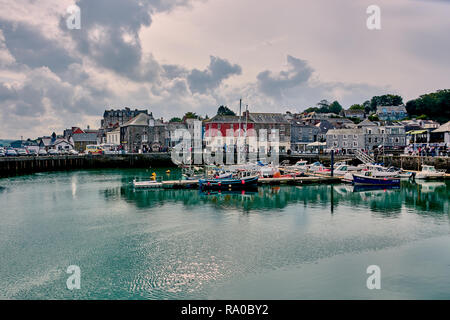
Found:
[0,0,449,139]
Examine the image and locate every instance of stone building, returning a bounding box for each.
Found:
[290,120,320,152]
[120,113,168,153]
[326,128,365,153]
[101,107,149,130]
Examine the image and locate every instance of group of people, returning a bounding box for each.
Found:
[404,144,449,157]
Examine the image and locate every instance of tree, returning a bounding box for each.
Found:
[405,89,450,123]
[169,117,182,122]
[349,104,365,111]
[329,101,343,114]
[216,105,236,116]
[369,94,403,112]
[183,112,201,120]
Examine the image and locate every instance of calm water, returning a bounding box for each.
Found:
[0,168,449,299]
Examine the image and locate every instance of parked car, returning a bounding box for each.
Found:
[16,148,29,156]
[0,150,5,157]
[27,149,38,156]
[69,149,79,155]
[6,148,18,156]
[38,149,48,156]
[48,149,59,155]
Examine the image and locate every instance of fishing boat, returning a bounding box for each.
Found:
[352,172,400,186]
[199,175,259,191]
[415,165,446,180]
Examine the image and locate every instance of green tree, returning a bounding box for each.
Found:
[216,105,236,116]
[369,94,403,112]
[349,104,365,110]
[329,101,343,114]
[169,117,182,122]
[406,89,450,123]
[183,112,201,120]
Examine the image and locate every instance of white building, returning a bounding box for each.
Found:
[106,127,120,145]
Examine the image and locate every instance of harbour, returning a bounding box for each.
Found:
[0,167,449,299]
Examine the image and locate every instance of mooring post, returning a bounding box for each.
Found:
[330,150,334,177]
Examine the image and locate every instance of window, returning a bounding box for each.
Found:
[343,134,348,139]
[353,135,358,139]
[353,141,358,147]
[343,141,348,147]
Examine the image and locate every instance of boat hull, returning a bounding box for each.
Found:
[352,174,400,186]
[199,176,259,190]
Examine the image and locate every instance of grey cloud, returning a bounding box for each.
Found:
[61,0,192,81]
[0,19,80,74]
[187,56,242,94]
[257,55,313,99]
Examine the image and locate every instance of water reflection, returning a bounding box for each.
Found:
[102,179,450,217]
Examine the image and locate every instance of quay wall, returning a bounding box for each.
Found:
[377,155,450,171]
[0,153,175,178]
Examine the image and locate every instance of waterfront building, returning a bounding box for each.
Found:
[120,113,167,153]
[106,127,121,145]
[431,121,450,146]
[204,112,291,153]
[72,132,99,152]
[326,128,365,153]
[166,122,188,148]
[290,120,320,152]
[362,123,407,150]
[376,105,408,121]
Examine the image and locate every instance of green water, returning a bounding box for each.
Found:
[0,168,449,299]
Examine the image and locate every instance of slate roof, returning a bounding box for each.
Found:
[433,121,450,133]
[71,133,98,142]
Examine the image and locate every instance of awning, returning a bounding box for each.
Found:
[406,130,427,135]
[307,141,326,147]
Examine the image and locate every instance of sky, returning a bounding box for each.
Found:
[0,0,449,139]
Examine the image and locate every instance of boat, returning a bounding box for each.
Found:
[199,175,259,191]
[352,172,400,186]
[133,179,163,188]
[415,165,446,180]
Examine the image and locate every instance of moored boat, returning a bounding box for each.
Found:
[352,172,400,186]
[415,165,446,180]
[199,175,259,190]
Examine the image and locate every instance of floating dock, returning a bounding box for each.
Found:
[160,176,342,189]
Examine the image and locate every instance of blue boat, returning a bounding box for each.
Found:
[199,175,259,190]
[352,173,400,186]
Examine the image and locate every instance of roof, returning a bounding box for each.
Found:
[247,112,289,124]
[326,128,364,135]
[376,105,407,113]
[357,119,376,127]
[343,109,365,115]
[432,121,450,133]
[122,113,151,126]
[206,115,244,123]
[72,133,98,142]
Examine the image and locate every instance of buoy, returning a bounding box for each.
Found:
[241,180,245,185]
[166,170,170,174]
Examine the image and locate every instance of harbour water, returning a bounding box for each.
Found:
[0,168,449,299]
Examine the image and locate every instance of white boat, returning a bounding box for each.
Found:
[415,165,446,180]
[364,164,400,178]
[281,160,309,172]
[325,164,356,177]
[133,179,163,188]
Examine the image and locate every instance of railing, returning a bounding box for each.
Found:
[354,149,375,164]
